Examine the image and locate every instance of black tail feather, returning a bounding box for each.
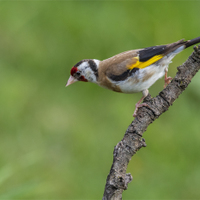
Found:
[185,36,200,48]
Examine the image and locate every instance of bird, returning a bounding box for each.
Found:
[66,37,200,117]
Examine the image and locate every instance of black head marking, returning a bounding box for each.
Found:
[88,60,98,78]
[74,59,89,68]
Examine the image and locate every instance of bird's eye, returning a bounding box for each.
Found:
[74,71,81,79]
[76,71,81,76]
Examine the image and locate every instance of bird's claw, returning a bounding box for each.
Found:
[133,103,150,117]
[164,76,172,88]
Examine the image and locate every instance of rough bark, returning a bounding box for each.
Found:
[102,45,200,200]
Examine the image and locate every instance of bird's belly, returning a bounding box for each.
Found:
[118,64,166,93]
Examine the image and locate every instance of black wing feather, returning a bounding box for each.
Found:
[109,68,139,82]
[138,39,189,62]
[139,45,167,62]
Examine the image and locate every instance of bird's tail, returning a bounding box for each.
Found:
[185,36,200,48]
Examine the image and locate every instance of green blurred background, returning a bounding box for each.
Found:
[1,1,200,199]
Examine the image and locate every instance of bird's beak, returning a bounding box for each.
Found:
[66,76,78,87]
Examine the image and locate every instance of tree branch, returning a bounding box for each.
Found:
[102,45,200,200]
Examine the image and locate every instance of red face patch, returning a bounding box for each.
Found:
[70,67,78,76]
[80,76,88,82]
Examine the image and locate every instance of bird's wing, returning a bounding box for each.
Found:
[100,39,186,82]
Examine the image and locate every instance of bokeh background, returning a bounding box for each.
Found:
[1,1,200,199]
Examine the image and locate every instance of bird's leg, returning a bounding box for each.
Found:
[164,68,172,88]
[133,89,150,117]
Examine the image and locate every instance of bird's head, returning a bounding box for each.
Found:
[66,59,100,86]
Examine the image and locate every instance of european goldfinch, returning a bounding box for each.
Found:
[66,37,200,117]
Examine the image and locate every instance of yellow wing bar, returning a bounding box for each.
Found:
[128,55,164,70]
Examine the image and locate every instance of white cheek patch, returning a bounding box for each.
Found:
[79,62,89,71]
[85,68,97,82]
[77,61,98,83]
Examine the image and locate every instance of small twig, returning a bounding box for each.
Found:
[102,45,200,200]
